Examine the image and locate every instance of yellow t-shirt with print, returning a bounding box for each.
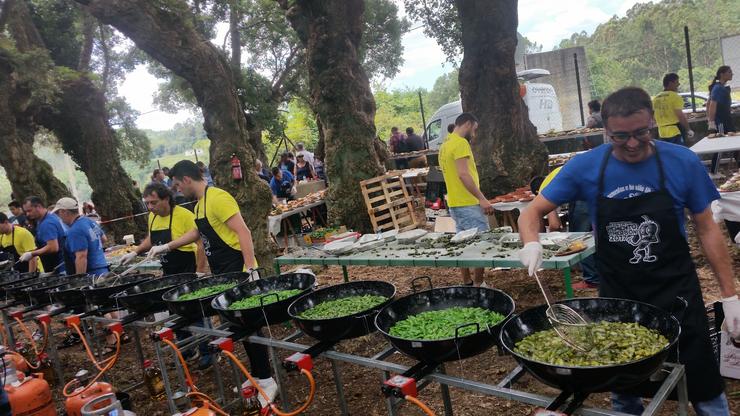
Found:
[439,132,480,207]
[0,226,43,271]
[652,91,683,138]
[148,205,197,252]
[195,187,241,251]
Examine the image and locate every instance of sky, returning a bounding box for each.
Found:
[119,0,651,131]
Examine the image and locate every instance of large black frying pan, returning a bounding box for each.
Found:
[49,278,94,310]
[162,272,253,321]
[23,274,89,305]
[212,271,316,333]
[375,285,515,363]
[288,280,396,342]
[3,273,45,302]
[501,297,680,393]
[111,273,198,315]
[81,273,154,307]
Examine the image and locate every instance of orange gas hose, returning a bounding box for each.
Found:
[161,337,198,392]
[6,350,40,370]
[62,331,121,398]
[405,395,436,416]
[222,349,316,416]
[69,323,114,371]
[13,317,47,357]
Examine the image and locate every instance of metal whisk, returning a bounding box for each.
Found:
[533,271,593,352]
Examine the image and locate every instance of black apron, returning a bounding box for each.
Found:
[3,227,28,273]
[595,144,724,402]
[194,187,244,275]
[35,214,71,274]
[150,210,196,276]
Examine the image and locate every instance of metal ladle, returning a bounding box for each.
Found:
[533,271,593,352]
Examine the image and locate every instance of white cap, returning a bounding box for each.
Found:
[52,197,79,213]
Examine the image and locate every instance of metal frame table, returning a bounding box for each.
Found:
[275,232,595,298]
[268,200,327,247]
[690,135,740,174]
[166,324,688,416]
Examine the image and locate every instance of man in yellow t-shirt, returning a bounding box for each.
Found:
[0,213,42,273]
[120,182,205,275]
[652,73,694,145]
[439,112,492,287]
[165,160,275,401]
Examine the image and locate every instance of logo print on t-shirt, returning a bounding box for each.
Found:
[605,215,660,264]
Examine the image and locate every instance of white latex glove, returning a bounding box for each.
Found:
[722,295,740,339]
[18,252,33,263]
[708,120,717,131]
[148,244,170,258]
[686,129,695,139]
[734,231,739,246]
[518,242,543,276]
[120,252,138,265]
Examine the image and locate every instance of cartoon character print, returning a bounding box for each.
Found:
[626,215,660,264]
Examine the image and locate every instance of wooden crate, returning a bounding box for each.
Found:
[360,173,418,232]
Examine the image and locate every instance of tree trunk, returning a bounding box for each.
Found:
[0,49,69,203]
[456,0,547,197]
[78,12,95,71]
[75,0,275,264]
[36,76,147,240]
[229,0,242,80]
[279,0,384,232]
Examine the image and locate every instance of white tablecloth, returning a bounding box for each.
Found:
[690,135,740,155]
[492,200,530,212]
[712,191,740,222]
[268,200,325,236]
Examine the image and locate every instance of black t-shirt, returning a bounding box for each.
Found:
[406,134,425,152]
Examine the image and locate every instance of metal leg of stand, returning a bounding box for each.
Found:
[44,325,65,387]
[676,371,688,416]
[82,319,108,384]
[2,311,15,346]
[155,341,177,414]
[205,318,226,404]
[330,359,349,416]
[268,344,290,408]
[438,363,454,416]
[133,328,145,370]
[381,370,398,416]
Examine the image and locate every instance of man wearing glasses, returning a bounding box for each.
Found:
[517,87,736,415]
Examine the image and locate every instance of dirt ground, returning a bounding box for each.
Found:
[36,223,740,415]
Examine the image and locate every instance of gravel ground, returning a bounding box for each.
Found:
[34,223,740,416]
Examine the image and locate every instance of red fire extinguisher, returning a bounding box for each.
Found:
[231,153,243,181]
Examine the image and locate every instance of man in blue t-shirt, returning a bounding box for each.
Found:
[53,198,109,276]
[518,87,736,415]
[269,167,295,200]
[19,196,68,274]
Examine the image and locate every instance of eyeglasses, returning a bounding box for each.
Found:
[608,127,652,142]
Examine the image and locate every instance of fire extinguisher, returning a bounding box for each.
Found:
[231,153,243,181]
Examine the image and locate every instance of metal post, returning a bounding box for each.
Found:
[330,359,350,416]
[342,266,349,283]
[157,159,162,170]
[203,318,226,404]
[563,268,574,299]
[2,311,16,347]
[418,91,428,149]
[438,364,454,416]
[193,148,199,163]
[155,340,177,414]
[267,344,290,408]
[574,53,585,126]
[684,26,697,112]
[43,322,65,387]
[381,370,398,416]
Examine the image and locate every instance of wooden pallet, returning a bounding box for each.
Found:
[360,173,418,232]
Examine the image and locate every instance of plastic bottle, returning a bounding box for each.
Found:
[241,386,262,416]
[143,359,165,400]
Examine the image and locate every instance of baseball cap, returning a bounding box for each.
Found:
[52,197,79,212]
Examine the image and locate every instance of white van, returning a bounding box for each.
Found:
[425,69,563,149]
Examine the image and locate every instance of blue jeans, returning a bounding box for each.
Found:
[612,392,729,415]
[662,134,684,145]
[568,201,599,285]
[449,205,490,233]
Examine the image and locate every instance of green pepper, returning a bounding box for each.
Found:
[389,307,506,340]
[177,283,238,301]
[299,295,387,319]
[228,289,303,310]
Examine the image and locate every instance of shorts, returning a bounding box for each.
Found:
[449,205,490,233]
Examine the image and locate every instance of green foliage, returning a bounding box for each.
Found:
[28,0,83,69]
[0,39,61,106]
[557,0,740,98]
[374,86,426,140]
[403,0,460,61]
[109,97,151,167]
[359,0,411,80]
[426,69,459,111]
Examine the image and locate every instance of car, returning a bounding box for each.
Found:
[679,91,740,113]
[425,69,564,150]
